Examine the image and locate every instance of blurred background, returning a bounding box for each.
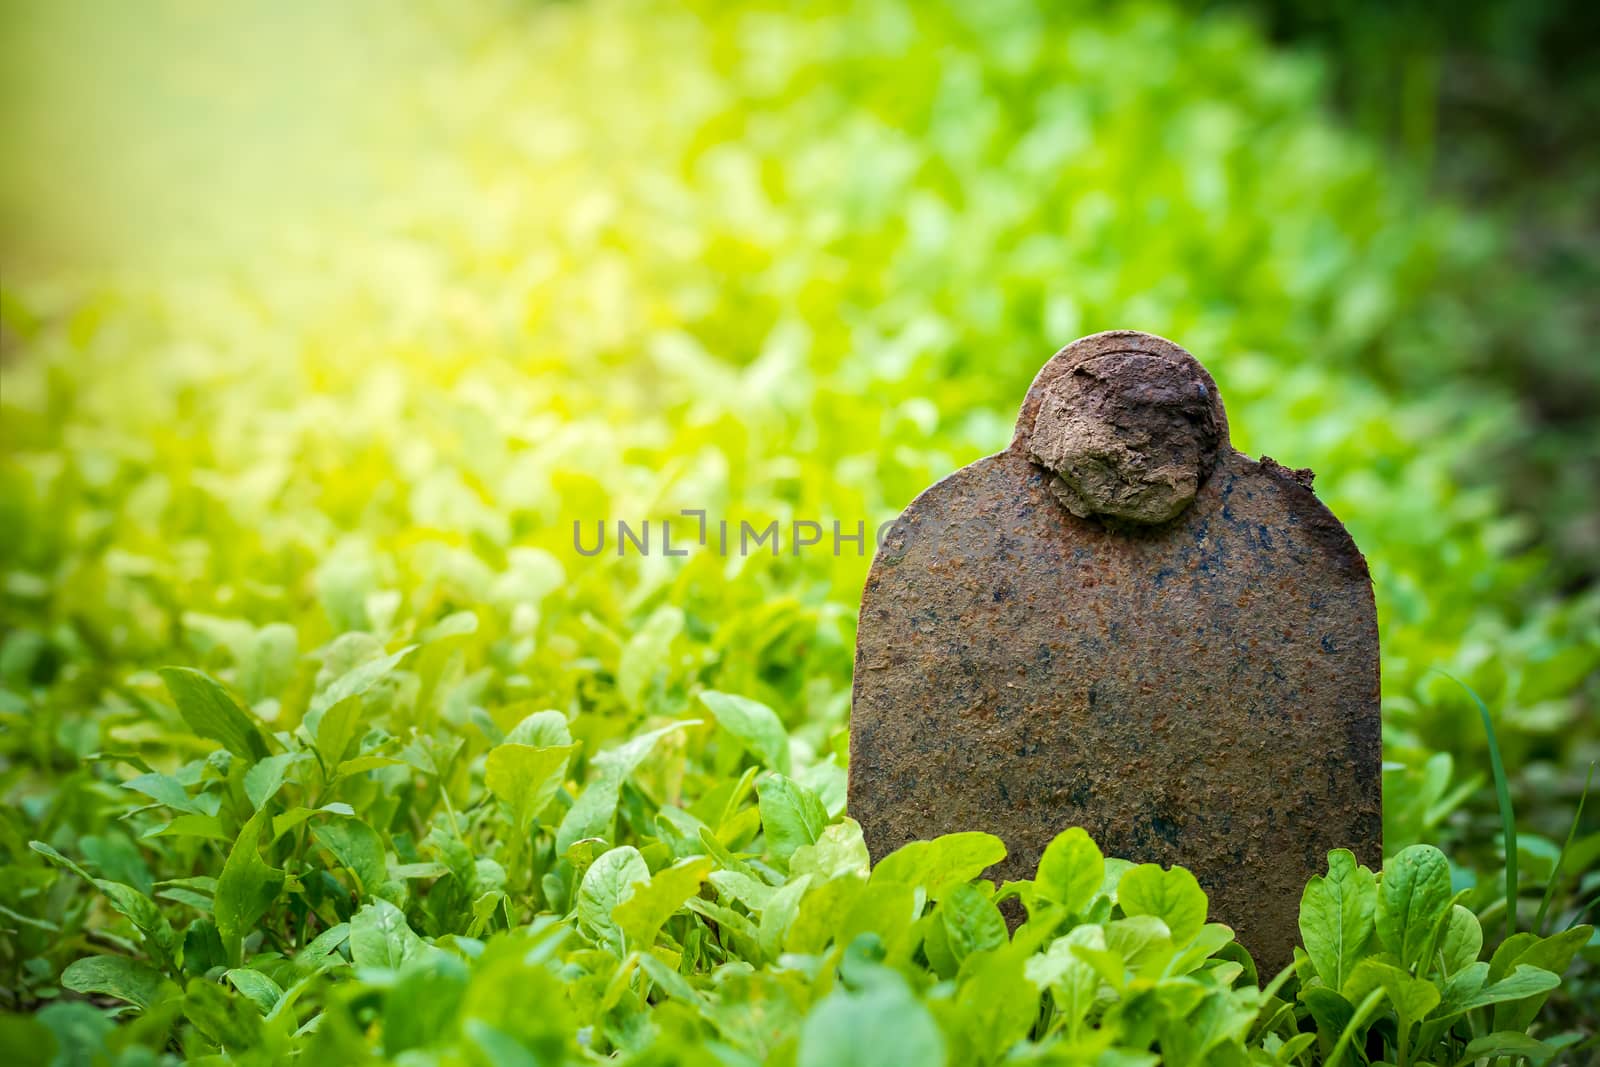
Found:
[2,0,1597,1020]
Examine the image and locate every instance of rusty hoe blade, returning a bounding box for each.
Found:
[848,330,1381,972]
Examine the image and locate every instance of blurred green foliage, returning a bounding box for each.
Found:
[1214,0,1600,585]
[0,0,1595,1060]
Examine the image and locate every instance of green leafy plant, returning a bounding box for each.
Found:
[12,670,1593,1066]
[1295,846,1591,1066]
[1,0,1596,1061]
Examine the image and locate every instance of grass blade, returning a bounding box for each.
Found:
[1327,988,1386,1067]
[1566,885,1600,932]
[1534,763,1594,936]
[1434,670,1517,939]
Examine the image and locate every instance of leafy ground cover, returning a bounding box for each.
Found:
[1,0,1596,1062]
[1215,0,1600,587]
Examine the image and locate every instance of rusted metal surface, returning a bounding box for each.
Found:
[848,330,1381,972]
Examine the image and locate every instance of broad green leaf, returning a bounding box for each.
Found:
[294,922,352,972]
[708,869,776,911]
[1104,914,1176,977]
[699,690,791,774]
[147,814,228,841]
[798,759,848,817]
[80,835,153,895]
[1325,987,1388,1067]
[839,881,919,961]
[1118,863,1207,944]
[871,832,1007,900]
[1343,958,1440,1051]
[336,754,406,777]
[213,806,284,967]
[789,818,870,882]
[1456,964,1561,1014]
[1025,925,1104,1034]
[759,873,813,960]
[314,559,375,634]
[93,881,177,966]
[313,817,388,897]
[182,614,257,666]
[467,892,508,939]
[1068,944,1127,994]
[685,896,761,948]
[61,955,168,1010]
[159,667,269,763]
[484,742,577,831]
[923,904,958,977]
[311,694,365,770]
[635,950,704,1006]
[1437,903,1481,976]
[422,610,479,643]
[350,898,426,970]
[1375,843,1452,972]
[224,967,284,1013]
[1489,924,1591,1033]
[28,841,97,882]
[1298,985,1354,1040]
[1426,960,1490,1032]
[576,846,650,954]
[310,645,416,717]
[503,709,573,747]
[122,772,210,816]
[272,807,319,839]
[1101,858,1135,901]
[950,942,1041,1060]
[1271,1033,1317,1064]
[242,752,302,810]
[1461,1031,1553,1061]
[756,773,828,863]
[1168,922,1236,977]
[617,605,683,708]
[1035,827,1105,914]
[614,855,713,951]
[306,656,406,765]
[556,721,694,852]
[183,979,264,1049]
[241,622,298,706]
[1148,979,1208,1024]
[1159,987,1258,1066]
[940,883,1007,963]
[384,950,470,1056]
[1485,930,1539,983]
[392,862,451,880]
[787,875,869,955]
[797,970,945,1067]
[1298,848,1376,991]
[183,919,228,976]
[717,804,763,852]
